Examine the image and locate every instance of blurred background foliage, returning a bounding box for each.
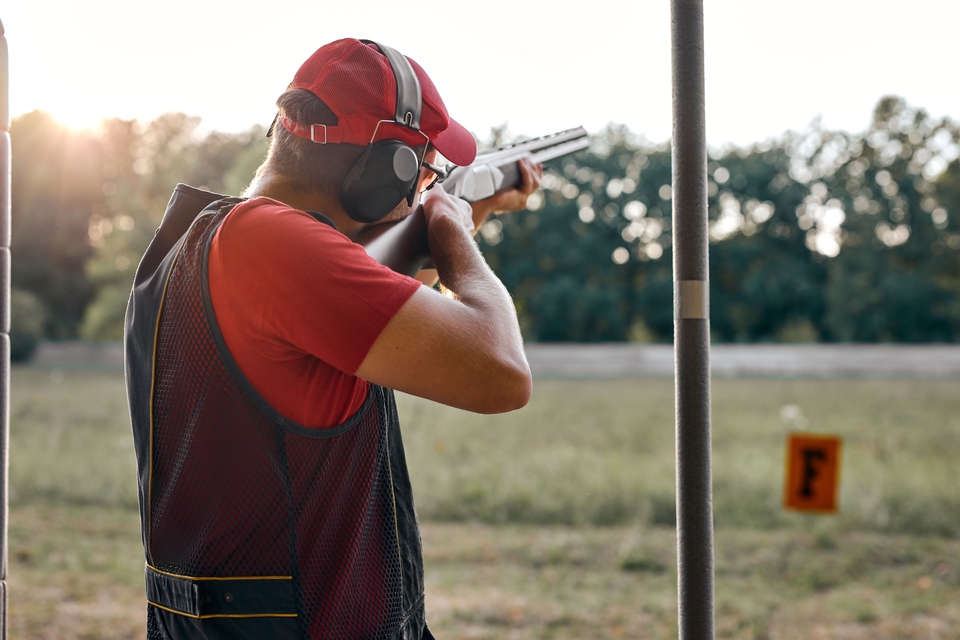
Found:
[8,95,960,358]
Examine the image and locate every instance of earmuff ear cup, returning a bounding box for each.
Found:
[340,141,420,223]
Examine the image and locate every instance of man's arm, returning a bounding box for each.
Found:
[355,187,531,414]
[467,156,544,229]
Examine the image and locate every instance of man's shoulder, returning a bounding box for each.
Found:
[219,197,346,247]
[227,197,332,227]
[211,197,391,283]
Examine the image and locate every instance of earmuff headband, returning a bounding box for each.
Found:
[362,40,422,130]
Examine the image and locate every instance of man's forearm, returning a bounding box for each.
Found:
[426,215,529,386]
[428,214,513,314]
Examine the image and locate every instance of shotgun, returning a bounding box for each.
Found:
[359,126,590,277]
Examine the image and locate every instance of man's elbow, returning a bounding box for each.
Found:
[479,361,532,414]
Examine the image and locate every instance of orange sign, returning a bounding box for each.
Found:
[783,433,842,513]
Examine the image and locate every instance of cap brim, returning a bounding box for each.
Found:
[431,117,477,167]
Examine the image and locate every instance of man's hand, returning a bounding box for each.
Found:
[410,156,543,287]
[421,181,475,238]
[469,156,543,230]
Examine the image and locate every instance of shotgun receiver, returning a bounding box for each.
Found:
[439,126,590,201]
[360,126,590,276]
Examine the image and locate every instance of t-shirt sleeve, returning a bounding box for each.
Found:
[210,199,423,375]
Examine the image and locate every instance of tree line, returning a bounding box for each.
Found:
[8,96,960,359]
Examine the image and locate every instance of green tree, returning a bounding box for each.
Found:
[10,111,99,337]
[80,118,267,340]
[481,97,960,344]
[706,142,826,342]
[816,97,960,341]
[14,97,960,346]
[480,125,674,341]
[9,289,48,361]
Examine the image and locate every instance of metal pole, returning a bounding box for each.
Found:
[0,16,9,640]
[670,1,715,638]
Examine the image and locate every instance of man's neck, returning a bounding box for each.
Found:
[243,171,366,239]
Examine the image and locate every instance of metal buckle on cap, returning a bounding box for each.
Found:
[310,124,329,144]
[369,119,429,147]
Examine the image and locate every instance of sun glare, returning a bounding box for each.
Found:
[47,110,106,133]
[11,73,110,132]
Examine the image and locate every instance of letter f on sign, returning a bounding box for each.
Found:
[800,448,827,497]
[784,433,842,513]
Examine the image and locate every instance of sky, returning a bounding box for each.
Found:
[3,0,959,149]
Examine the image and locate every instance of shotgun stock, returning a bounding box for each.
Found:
[359,126,590,276]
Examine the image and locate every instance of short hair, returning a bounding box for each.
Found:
[258,88,365,195]
[259,88,425,198]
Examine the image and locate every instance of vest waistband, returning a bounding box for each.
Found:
[145,564,298,619]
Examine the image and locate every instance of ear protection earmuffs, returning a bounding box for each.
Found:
[340,41,426,223]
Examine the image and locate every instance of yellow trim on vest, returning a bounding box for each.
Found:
[148,600,299,620]
[147,563,293,582]
[147,212,215,564]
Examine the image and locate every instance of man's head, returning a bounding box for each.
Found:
[259,38,477,219]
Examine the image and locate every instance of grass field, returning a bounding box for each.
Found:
[7,365,960,638]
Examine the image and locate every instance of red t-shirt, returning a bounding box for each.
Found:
[207,198,422,428]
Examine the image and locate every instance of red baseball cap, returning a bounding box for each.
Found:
[279,38,477,167]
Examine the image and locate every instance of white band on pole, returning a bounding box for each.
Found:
[674,280,709,319]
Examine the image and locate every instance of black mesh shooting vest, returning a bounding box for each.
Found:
[124,184,430,640]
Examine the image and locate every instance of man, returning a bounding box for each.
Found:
[124,37,539,639]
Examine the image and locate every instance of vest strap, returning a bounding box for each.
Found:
[146,565,298,619]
